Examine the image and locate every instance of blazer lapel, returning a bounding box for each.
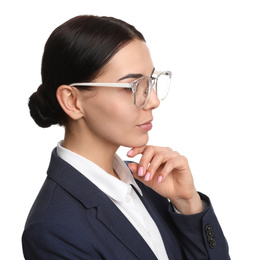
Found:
[96,194,158,259]
[133,181,182,260]
[47,149,157,260]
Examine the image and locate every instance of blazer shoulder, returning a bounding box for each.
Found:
[24,177,57,229]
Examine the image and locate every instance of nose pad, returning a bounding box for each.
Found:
[144,89,160,110]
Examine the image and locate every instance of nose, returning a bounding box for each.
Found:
[143,89,160,110]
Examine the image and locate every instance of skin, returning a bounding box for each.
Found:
[56,39,203,215]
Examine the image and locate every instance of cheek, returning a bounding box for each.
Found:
[101,91,136,126]
[107,103,149,147]
[84,98,133,135]
[83,91,149,147]
[104,102,136,134]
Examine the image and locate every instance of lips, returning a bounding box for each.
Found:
[137,120,153,131]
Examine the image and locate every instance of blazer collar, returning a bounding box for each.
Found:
[47,149,158,260]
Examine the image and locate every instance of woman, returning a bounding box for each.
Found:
[22,15,230,259]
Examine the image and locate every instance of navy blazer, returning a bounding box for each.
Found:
[22,149,230,259]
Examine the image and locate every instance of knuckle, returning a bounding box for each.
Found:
[146,145,173,152]
[180,155,188,163]
[165,158,176,168]
[173,151,180,156]
[177,155,189,167]
[154,152,164,161]
[145,145,155,153]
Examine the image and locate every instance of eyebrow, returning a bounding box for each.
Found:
[118,67,155,81]
[118,73,143,81]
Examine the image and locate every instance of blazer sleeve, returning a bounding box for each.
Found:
[168,192,230,260]
[22,222,102,260]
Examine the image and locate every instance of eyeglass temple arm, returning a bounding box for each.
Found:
[69,82,131,88]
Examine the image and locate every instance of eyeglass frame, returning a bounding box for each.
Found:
[69,70,172,109]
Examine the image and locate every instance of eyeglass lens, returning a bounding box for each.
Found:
[155,73,171,101]
[135,73,170,108]
[135,77,150,108]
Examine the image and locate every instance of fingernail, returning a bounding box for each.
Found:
[144,172,150,181]
[138,166,144,176]
[157,175,163,183]
[127,150,133,156]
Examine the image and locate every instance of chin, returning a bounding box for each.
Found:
[123,135,149,148]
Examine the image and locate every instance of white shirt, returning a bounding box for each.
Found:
[57,141,169,260]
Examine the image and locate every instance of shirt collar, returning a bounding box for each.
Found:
[56,141,143,202]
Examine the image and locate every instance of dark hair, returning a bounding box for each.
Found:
[28,15,145,128]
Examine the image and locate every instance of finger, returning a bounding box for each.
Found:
[128,146,157,177]
[127,145,172,158]
[138,146,171,168]
[128,163,149,184]
[128,163,151,186]
[139,146,174,179]
[158,155,190,183]
[126,146,146,157]
[146,151,180,181]
[157,158,176,183]
[128,162,138,174]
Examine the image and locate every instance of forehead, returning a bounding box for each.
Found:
[98,40,154,81]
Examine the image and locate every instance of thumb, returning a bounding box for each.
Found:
[128,163,139,177]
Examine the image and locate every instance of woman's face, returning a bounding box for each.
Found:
[79,40,160,149]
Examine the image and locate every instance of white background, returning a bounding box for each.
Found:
[1,0,265,259]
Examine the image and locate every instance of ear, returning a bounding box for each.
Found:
[56,85,84,120]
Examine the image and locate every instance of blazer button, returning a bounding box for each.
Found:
[205,224,213,232]
[208,236,215,243]
[210,241,217,249]
[207,230,213,237]
[205,224,217,249]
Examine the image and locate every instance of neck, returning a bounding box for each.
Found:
[63,125,120,178]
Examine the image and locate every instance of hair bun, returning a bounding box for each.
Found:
[28,84,60,128]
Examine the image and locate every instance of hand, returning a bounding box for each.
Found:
[127,145,203,215]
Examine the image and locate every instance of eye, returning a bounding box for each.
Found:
[123,87,132,92]
[143,86,149,97]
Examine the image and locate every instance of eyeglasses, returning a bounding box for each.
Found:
[69,70,172,108]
